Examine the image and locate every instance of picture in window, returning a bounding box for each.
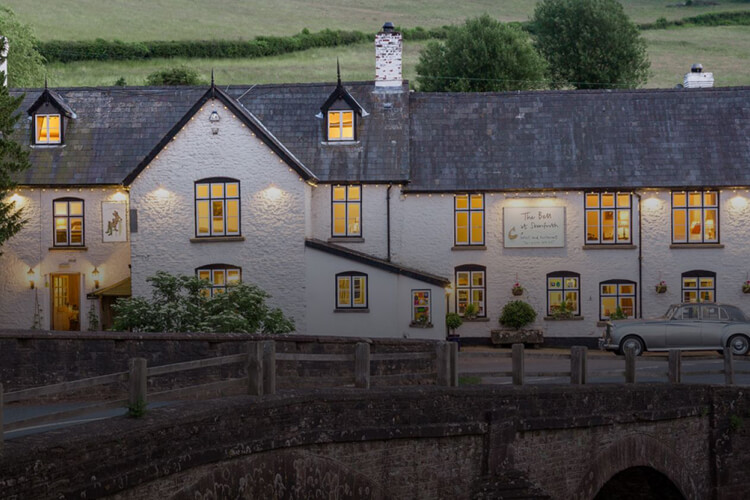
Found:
[412,290,431,325]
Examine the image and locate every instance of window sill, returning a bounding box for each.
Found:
[582,244,636,250]
[49,246,87,251]
[462,317,490,322]
[30,144,65,148]
[452,245,487,251]
[544,316,585,321]
[334,308,369,313]
[328,237,364,244]
[409,322,434,328]
[321,140,361,146]
[190,236,245,243]
[670,243,724,249]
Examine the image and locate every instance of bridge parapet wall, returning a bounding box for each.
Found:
[1,384,748,499]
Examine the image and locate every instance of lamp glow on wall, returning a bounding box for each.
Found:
[92,266,100,289]
[112,191,127,201]
[27,267,35,289]
[730,196,748,210]
[154,187,170,199]
[643,197,661,210]
[263,185,282,201]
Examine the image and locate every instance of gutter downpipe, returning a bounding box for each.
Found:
[386,184,392,262]
[636,191,643,319]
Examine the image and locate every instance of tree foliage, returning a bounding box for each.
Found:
[531,0,650,89]
[111,271,295,334]
[145,66,202,86]
[499,300,537,329]
[0,7,45,87]
[0,81,30,253]
[416,14,547,92]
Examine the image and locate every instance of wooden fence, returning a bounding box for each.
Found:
[459,344,750,385]
[0,340,458,449]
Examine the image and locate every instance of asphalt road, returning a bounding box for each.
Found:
[458,347,750,386]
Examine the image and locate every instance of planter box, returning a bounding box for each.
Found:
[491,328,544,347]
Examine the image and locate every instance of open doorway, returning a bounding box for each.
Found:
[51,273,81,331]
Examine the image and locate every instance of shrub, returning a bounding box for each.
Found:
[499,300,537,329]
[446,312,463,333]
[146,66,202,86]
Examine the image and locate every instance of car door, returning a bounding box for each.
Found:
[666,304,702,349]
[700,305,728,348]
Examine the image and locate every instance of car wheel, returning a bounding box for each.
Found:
[728,335,750,356]
[619,336,644,356]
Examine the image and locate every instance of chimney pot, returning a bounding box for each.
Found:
[383,22,395,32]
[691,63,703,73]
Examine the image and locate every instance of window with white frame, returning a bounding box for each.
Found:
[547,271,580,316]
[600,279,636,320]
[672,191,718,243]
[336,272,368,309]
[327,110,355,141]
[454,194,484,246]
[53,198,84,247]
[35,114,61,144]
[412,290,431,325]
[585,192,631,244]
[682,270,716,302]
[331,185,361,237]
[196,265,241,297]
[455,265,486,317]
[195,178,240,237]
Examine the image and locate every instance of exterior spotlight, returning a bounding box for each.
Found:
[27,267,35,289]
[92,266,100,289]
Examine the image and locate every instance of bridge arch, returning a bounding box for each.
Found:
[574,434,699,500]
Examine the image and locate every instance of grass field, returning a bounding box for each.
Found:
[7,0,750,41]
[46,26,750,89]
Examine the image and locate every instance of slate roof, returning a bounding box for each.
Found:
[9,83,750,190]
[407,86,750,191]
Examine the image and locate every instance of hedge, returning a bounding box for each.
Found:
[639,10,750,30]
[38,25,456,63]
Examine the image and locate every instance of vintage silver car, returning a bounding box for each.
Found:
[599,303,750,356]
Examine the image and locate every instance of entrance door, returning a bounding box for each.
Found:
[51,273,81,331]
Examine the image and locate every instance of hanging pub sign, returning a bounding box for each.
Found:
[503,206,565,248]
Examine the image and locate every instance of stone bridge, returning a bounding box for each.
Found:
[1,384,748,499]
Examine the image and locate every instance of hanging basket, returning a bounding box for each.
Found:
[511,287,524,296]
[742,285,750,294]
[655,285,667,294]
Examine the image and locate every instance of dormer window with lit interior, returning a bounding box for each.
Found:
[318,62,368,143]
[27,85,77,146]
[36,114,61,144]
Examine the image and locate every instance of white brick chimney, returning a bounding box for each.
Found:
[0,37,8,87]
[683,63,714,89]
[375,22,402,88]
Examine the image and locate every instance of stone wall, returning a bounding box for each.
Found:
[1,384,748,499]
[0,330,441,396]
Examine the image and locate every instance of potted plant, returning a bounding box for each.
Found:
[499,300,537,329]
[655,280,667,294]
[446,313,463,348]
[464,303,479,320]
[743,281,750,294]
[551,300,574,319]
[493,300,542,346]
[609,306,627,320]
[511,282,524,296]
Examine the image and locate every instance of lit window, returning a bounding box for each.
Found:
[672,191,718,243]
[455,194,484,246]
[195,178,240,237]
[585,192,631,244]
[600,280,636,320]
[547,271,580,316]
[53,198,84,247]
[682,270,716,303]
[332,185,361,237]
[35,114,61,144]
[196,265,241,297]
[455,264,485,317]
[328,110,354,141]
[336,272,368,309]
[412,290,431,324]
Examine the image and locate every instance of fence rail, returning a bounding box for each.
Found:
[0,340,457,449]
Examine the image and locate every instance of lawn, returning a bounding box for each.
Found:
[7,0,750,41]
[46,25,750,89]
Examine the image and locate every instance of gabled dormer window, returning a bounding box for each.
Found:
[36,114,61,144]
[328,110,354,141]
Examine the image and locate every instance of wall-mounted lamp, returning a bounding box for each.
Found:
[92,266,100,289]
[27,267,35,289]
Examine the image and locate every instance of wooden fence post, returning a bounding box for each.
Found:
[448,340,459,387]
[0,382,4,453]
[512,343,525,386]
[668,350,682,384]
[247,342,264,396]
[355,342,371,389]
[128,358,148,407]
[436,342,450,386]
[724,350,735,386]
[624,347,636,383]
[262,340,276,396]
[570,346,587,385]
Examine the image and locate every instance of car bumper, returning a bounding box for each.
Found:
[598,338,618,351]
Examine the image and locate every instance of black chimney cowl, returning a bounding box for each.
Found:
[383,22,394,32]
